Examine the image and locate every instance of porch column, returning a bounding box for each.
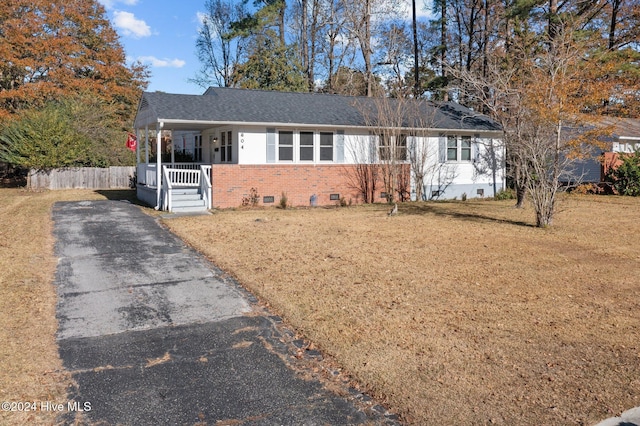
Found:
[170,133,175,166]
[135,128,140,164]
[145,125,149,164]
[156,122,163,209]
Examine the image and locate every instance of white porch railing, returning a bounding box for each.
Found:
[167,168,201,186]
[138,163,212,211]
[137,163,157,187]
[201,165,212,209]
[160,164,212,211]
[170,163,202,170]
[137,163,204,187]
[162,166,172,211]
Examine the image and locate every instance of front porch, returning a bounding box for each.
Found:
[136,163,212,213]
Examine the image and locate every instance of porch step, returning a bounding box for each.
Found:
[172,192,203,201]
[173,198,206,208]
[171,205,208,214]
[170,189,207,213]
[172,187,200,196]
[172,201,207,213]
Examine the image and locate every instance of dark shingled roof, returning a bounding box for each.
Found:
[136,87,502,132]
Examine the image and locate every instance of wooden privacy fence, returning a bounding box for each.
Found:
[28,167,136,190]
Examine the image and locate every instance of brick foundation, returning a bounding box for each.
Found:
[211,164,372,208]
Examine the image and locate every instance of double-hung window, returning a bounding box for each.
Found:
[320,132,333,161]
[379,134,407,162]
[278,131,294,161]
[300,131,314,161]
[397,134,408,161]
[447,135,472,162]
[379,135,391,161]
[275,130,334,162]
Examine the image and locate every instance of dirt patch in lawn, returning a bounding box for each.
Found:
[164,196,640,425]
[0,188,137,425]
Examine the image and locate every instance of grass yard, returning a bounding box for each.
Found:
[1,188,638,425]
[164,195,640,425]
[0,188,133,425]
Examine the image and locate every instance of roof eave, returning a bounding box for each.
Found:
[155,118,503,135]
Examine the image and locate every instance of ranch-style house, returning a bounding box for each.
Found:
[133,87,505,213]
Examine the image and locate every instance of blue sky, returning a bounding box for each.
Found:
[98,0,206,95]
[98,0,434,95]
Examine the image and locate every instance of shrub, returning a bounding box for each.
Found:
[279,192,288,209]
[242,187,260,207]
[572,183,603,195]
[494,188,516,200]
[0,102,93,169]
[605,151,640,196]
[0,96,131,170]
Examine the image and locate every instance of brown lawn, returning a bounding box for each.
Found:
[163,195,640,425]
[0,188,133,425]
[1,188,638,425]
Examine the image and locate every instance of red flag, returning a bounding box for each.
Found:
[126,132,137,152]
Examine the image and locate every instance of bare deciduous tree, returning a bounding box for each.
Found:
[344,134,379,203]
[358,95,416,202]
[348,95,463,203]
[341,0,404,96]
[426,162,458,200]
[192,0,247,88]
[448,22,615,226]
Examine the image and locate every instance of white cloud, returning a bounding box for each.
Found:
[412,3,436,20]
[113,10,151,38]
[137,56,186,68]
[98,0,138,9]
[196,11,207,26]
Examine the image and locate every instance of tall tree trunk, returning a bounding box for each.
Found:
[364,0,373,96]
[308,0,320,91]
[608,0,621,49]
[503,0,511,54]
[514,161,526,208]
[548,0,558,40]
[441,0,448,101]
[279,0,286,45]
[481,0,490,113]
[301,0,309,87]
[327,4,336,92]
[412,0,419,95]
[515,183,526,208]
[465,0,478,72]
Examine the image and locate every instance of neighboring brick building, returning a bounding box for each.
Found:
[133,87,505,212]
[557,118,640,186]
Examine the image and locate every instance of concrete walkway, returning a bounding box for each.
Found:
[53,200,397,425]
[594,407,640,426]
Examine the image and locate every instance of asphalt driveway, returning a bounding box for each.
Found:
[53,200,397,425]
